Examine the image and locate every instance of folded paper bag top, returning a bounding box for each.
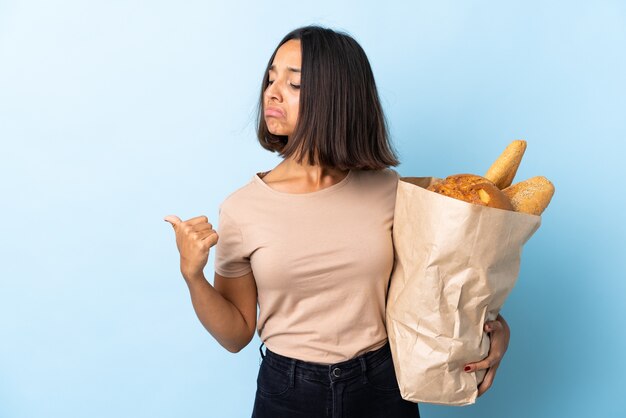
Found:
[386,177,541,406]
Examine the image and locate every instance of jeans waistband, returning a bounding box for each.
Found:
[259,341,392,383]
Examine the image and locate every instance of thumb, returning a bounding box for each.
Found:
[484,320,503,333]
[163,215,182,228]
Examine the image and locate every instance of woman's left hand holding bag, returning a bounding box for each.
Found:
[463,314,511,397]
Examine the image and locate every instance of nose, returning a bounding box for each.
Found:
[264,79,282,102]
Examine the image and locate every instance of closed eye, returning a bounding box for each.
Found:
[268,80,300,89]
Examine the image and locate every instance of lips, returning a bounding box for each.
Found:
[265,106,285,117]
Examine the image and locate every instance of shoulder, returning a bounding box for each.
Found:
[351,168,400,204]
[357,167,400,186]
[218,177,256,216]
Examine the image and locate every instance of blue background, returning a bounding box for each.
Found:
[1,1,624,417]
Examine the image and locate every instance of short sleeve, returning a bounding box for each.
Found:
[213,207,252,278]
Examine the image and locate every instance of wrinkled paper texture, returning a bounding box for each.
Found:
[386,177,541,406]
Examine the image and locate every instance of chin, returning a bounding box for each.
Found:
[266,126,289,137]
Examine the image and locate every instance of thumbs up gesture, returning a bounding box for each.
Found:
[163,215,218,279]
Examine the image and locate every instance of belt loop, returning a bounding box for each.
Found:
[259,342,266,364]
[359,356,368,384]
[289,359,296,388]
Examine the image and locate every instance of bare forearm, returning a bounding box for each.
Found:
[183,272,250,353]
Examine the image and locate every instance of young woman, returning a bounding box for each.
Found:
[164,25,510,418]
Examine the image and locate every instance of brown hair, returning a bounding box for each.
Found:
[256,25,400,170]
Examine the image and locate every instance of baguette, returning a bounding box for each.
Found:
[484,140,527,189]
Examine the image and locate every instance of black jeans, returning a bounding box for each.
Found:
[251,341,420,418]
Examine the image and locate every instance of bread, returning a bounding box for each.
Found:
[502,176,555,215]
[418,140,554,215]
[484,140,527,189]
[427,174,514,211]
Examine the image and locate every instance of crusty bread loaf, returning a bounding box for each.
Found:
[427,174,514,211]
[484,140,527,189]
[502,176,555,215]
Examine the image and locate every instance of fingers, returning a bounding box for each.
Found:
[464,326,505,372]
[462,318,506,397]
[464,355,495,373]
[193,222,215,232]
[164,214,218,248]
[464,349,504,373]
[202,231,219,247]
[186,215,209,225]
[193,227,218,242]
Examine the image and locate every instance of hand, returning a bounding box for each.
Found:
[163,215,218,278]
[463,314,510,397]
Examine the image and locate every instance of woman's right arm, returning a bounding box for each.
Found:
[164,214,257,353]
[184,270,257,353]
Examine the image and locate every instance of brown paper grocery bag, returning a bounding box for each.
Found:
[386,177,541,406]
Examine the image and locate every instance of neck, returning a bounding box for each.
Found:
[277,156,348,184]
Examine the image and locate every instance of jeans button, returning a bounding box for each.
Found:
[332,367,341,377]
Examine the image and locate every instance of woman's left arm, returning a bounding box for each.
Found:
[463,313,511,397]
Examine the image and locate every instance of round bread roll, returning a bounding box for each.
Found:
[427,174,514,211]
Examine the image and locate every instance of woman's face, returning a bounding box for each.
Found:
[264,39,301,138]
